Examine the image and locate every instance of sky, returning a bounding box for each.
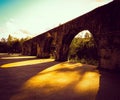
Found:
[0,0,113,39]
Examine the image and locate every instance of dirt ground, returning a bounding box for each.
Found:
[0,53,120,100]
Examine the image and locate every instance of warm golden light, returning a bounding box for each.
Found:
[1,56,36,59]
[1,59,54,68]
[75,71,100,92]
[23,62,83,89]
[74,71,100,99]
[10,62,99,100]
[41,62,83,74]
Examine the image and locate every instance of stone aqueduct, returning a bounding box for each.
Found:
[22,1,120,70]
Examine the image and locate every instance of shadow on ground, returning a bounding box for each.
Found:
[0,54,59,100]
[96,70,120,100]
[0,53,120,100]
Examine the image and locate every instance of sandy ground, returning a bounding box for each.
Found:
[0,53,120,100]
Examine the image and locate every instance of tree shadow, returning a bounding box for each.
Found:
[34,66,120,100]
[95,70,120,100]
[0,60,59,100]
[40,64,97,76]
[9,63,99,100]
[0,54,37,66]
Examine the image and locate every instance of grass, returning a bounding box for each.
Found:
[68,58,98,66]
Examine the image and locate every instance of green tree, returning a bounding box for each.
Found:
[7,34,14,46]
[84,32,91,39]
[68,34,98,65]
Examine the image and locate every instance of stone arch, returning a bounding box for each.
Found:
[22,1,120,70]
[54,1,120,70]
[56,28,98,61]
[31,42,37,56]
[68,30,98,61]
[36,32,55,58]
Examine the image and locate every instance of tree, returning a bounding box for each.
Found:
[1,38,6,43]
[7,34,13,42]
[0,35,30,53]
[12,40,21,53]
[68,33,98,64]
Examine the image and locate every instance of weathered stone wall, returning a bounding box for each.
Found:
[22,1,120,70]
[98,32,120,70]
[33,32,54,58]
[22,40,32,56]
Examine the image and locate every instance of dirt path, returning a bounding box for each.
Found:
[0,53,120,100]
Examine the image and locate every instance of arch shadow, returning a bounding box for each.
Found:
[96,70,120,100]
[0,58,59,100]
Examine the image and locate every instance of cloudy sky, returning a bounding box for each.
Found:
[0,0,113,39]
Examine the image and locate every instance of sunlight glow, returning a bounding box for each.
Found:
[1,56,36,59]
[10,62,99,100]
[74,72,100,93]
[74,71,100,99]
[1,59,54,68]
[41,62,83,74]
[23,62,83,89]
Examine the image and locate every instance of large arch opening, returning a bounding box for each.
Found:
[68,30,98,66]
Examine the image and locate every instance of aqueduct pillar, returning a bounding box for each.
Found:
[22,1,120,70]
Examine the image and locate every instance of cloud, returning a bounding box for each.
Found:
[95,0,113,3]
[96,0,103,2]
[6,20,18,33]
[19,29,30,34]
[0,0,113,39]
[9,18,15,23]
